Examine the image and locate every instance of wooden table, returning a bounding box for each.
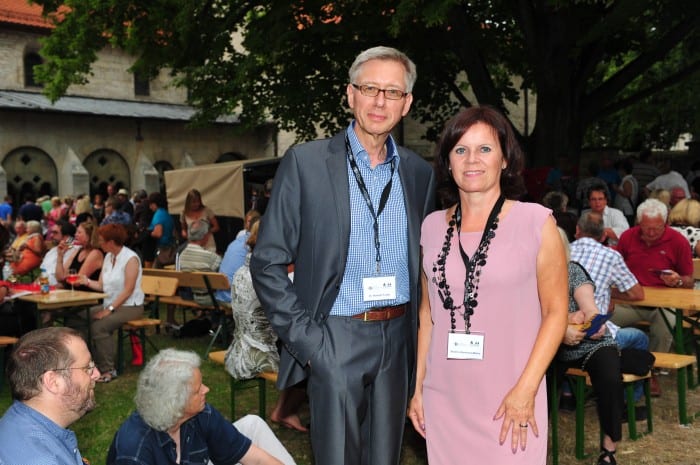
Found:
[18,290,108,342]
[18,289,108,310]
[613,286,700,354]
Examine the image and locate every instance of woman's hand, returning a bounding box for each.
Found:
[92,308,112,320]
[494,385,539,453]
[408,392,426,438]
[563,325,585,346]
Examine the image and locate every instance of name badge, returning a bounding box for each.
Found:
[447,332,485,360]
[362,275,397,301]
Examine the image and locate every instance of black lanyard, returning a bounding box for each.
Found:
[455,195,505,329]
[345,134,396,272]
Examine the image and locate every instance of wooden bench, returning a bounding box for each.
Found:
[142,269,231,356]
[549,366,652,463]
[0,336,19,393]
[116,275,178,374]
[651,351,698,425]
[208,350,278,419]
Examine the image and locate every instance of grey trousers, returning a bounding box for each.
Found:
[611,303,675,352]
[65,303,144,372]
[307,315,409,465]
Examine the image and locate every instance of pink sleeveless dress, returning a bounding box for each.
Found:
[420,201,551,464]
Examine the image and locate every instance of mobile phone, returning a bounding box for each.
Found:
[650,268,673,276]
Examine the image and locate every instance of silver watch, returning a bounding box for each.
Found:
[108,305,115,312]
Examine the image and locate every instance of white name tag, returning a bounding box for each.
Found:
[362,275,397,301]
[447,332,485,360]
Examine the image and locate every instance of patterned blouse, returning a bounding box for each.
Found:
[224,254,279,379]
[557,261,617,368]
[671,225,700,258]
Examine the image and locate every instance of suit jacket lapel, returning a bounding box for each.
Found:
[326,133,351,272]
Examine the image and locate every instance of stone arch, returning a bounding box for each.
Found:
[3,146,57,205]
[84,149,131,198]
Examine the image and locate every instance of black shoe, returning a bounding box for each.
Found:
[597,448,617,465]
[621,405,647,422]
[559,394,576,412]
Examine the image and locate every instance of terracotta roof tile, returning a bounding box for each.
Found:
[0,0,53,29]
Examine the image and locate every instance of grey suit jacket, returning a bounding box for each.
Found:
[250,131,436,390]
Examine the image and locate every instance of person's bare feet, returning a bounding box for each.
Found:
[270,412,308,432]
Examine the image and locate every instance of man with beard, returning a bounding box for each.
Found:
[0,327,100,464]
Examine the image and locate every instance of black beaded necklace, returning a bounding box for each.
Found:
[432,195,505,332]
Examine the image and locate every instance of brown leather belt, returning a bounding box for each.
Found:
[351,304,406,322]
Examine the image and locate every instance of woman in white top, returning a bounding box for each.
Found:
[79,223,144,382]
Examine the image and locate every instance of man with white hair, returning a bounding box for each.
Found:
[0,327,100,464]
[107,348,294,465]
[611,199,694,352]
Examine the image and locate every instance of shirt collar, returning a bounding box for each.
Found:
[346,122,399,167]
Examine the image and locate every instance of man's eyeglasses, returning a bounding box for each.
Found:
[351,84,408,100]
[53,360,96,376]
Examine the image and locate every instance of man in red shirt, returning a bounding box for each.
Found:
[611,198,694,352]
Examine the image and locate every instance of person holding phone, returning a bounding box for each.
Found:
[611,198,694,353]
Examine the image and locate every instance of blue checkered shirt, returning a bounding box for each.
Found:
[329,123,409,316]
[569,237,639,314]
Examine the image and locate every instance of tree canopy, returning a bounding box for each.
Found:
[33,0,700,166]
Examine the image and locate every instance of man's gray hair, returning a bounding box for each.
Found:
[577,211,605,241]
[636,198,668,223]
[136,349,201,431]
[187,219,210,242]
[349,46,417,93]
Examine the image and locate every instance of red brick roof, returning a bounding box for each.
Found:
[0,0,53,29]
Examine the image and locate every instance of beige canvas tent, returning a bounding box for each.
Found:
[164,158,279,218]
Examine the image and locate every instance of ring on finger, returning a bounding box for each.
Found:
[519,423,528,428]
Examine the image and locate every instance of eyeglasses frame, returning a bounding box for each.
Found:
[351,83,408,100]
[52,360,96,376]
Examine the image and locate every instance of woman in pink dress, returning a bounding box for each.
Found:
[408,106,568,464]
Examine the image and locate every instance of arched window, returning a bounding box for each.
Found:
[24,52,43,88]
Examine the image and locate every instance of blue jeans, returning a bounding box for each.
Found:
[614,327,649,402]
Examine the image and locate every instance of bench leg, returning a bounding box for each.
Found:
[644,377,653,433]
[573,376,586,459]
[624,383,638,439]
[116,327,125,375]
[258,378,266,418]
[677,367,689,425]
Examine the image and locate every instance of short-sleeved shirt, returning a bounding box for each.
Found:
[149,208,175,247]
[215,232,250,303]
[570,237,639,314]
[0,202,12,221]
[0,401,84,465]
[107,404,251,465]
[616,225,694,286]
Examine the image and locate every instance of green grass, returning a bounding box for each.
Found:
[0,332,427,465]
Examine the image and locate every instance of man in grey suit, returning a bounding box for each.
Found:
[251,46,436,465]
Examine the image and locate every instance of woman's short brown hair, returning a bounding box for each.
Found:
[434,105,525,205]
[98,223,129,246]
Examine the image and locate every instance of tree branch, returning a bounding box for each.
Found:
[586,16,697,113]
[596,59,700,119]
